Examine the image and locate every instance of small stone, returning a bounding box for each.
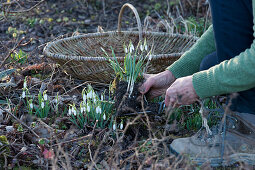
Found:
[5,126,14,133]
[78,15,86,20]
[12,158,18,164]
[84,19,91,25]
[21,147,27,152]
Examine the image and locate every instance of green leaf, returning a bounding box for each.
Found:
[38,138,45,145]
[0,100,7,104]
[17,124,23,132]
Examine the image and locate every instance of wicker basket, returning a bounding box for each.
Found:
[43,3,198,83]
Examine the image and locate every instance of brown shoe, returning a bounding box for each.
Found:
[170,112,255,166]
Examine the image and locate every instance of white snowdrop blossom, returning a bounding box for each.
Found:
[73,109,77,116]
[92,92,97,99]
[144,44,148,51]
[29,103,33,109]
[103,114,106,120]
[72,106,75,113]
[53,98,58,104]
[41,101,45,109]
[113,123,116,130]
[43,93,48,101]
[87,103,90,112]
[80,107,84,113]
[96,106,102,114]
[87,91,93,99]
[140,44,144,51]
[93,97,97,103]
[83,94,86,102]
[120,122,124,130]
[23,81,27,89]
[130,43,134,53]
[101,94,104,101]
[68,107,72,116]
[124,47,128,53]
[148,55,152,61]
[22,91,26,98]
[82,107,86,113]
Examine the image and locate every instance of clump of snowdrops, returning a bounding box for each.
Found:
[21,77,50,118]
[67,85,122,130]
[102,39,151,97]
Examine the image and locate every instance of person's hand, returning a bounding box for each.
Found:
[165,75,198,107]
[140,70,176,98]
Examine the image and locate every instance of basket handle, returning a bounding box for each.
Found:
[118,3,143,41]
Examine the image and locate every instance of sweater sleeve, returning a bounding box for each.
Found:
[193,40,255,98]
[167,25,216,78]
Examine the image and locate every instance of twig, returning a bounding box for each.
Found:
[51,134,92,147]
[0,37,25,68]
[88,120,99,170]
[4,0,45,13]
[0,106,40,138]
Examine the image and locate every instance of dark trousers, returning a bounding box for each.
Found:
[200,0,255,114]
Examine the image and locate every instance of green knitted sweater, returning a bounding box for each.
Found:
[167,2,255,99]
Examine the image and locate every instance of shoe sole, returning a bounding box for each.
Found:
[170,146,255,167]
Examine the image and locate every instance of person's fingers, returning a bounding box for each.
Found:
[169,97,175,107]
[165,88,171,107]
[164,96,169,107]
[139,78,154,94]
[143,73,151,80]
[147,88,167,99]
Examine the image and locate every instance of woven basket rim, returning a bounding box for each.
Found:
[43,31,198,62]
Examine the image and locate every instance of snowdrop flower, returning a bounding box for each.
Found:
[93,97,97,103]
[96,106,102,114]
[83,94,86,102]
[41,101,45,109]
[144,44,148,51]
[43,93,48,101]
[83,107,86,113]
[23,81,27,89]
[124,47,128,53]
[68,107,72,116]
[148,55,152,61]
[120,121,124,130]
[22,91,26,98]
[73,109,77,116]
[72,106,75,113]
[87,103,90,112]
[29,103,33,109]
[80,107,84,113]
[87,91,93,99]
[96,106,99,114]
[130,43,134,53]
[101,94,104,101]
[53,98,58,104]
[93,92,97,99]
[103,114,106,120]
[140,44,144,51]
[113,123,116,131]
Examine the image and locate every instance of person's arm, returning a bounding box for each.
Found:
[193,40,255,98]
[167,25,216,78]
